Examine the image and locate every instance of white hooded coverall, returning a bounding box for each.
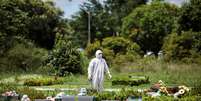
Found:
[88,50,111,92]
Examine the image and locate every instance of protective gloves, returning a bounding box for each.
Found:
[108,73,112,79]
[88,75,92,81]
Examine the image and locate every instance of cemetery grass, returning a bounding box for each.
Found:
[0,62,201,99]
[0,62,201,89]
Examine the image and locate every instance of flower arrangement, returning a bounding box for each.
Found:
[159,87,169,94]
[178,85,190,92]
[1,91,18,96]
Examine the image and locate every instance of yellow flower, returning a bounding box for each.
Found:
[159,87,168,94]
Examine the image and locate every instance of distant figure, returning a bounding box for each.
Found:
[88,50,112,92]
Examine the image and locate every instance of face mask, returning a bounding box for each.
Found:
[97,53,102,59]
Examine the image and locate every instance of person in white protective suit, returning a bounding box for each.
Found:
[88,50,112,92]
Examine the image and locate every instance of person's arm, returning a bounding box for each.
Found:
[104,59,112,79]
[88,59,94,80]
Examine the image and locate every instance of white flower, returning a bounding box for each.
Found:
[178,89,185,95]
[179,85,190,92]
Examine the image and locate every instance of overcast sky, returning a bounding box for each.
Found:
[53,0,187,18]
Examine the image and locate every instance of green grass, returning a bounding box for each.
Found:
[0,62,200,88]
[0,59,201,100]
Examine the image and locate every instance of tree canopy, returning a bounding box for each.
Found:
[122,1,179,54]
[0,0,64,49]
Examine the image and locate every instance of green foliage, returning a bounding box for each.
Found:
[0,37,47,72]
[112,75,149,86]
[90,89,143,101]
[0,0,63,49]
[0,83,18,94]
[122,1,179,54]
[24,77,64,86]
[112,53,141,72]
[85,40,102,58]
[86,37,141,56]
[179,0,201,32]
[70,0,146,47]
[162,31,201,63]
[16,87,46,100]
[101,48,115,66]
[142,95,201,101]
[85,37,141,72]
[85,37,141,68]
[102,37,132,55]
[45,34,83,75]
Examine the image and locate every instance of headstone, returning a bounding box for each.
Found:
[127,96,142,101]
[61,96,75,101]
[35,99,51,101]
[78,96,94,101]
[0,96,19,101]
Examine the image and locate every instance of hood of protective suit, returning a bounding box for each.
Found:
[95,50,103,59]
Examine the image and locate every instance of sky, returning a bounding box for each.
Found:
[53,0,187,19]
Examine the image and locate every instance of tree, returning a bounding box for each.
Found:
[122,1,179,54]
[178,0,201,32]
[0,0,64,49]
[70,0,146,47]
[104,0,147,35]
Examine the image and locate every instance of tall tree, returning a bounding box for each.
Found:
[178,0,201,32]
[70,0,146,47]
[0,0,64,49]
[104,0,147,35]
[122,1,179,54]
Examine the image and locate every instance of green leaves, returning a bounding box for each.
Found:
[0,0,63,49]
[122,2,179,54]
[162,31,201,63]
[45,34,83,76]
[179,0,201,32]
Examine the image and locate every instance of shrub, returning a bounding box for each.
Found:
[45,34,84,75]
[102,48,115,66]
[112,52,141,72]
[162,31,201,63]
[90,89,143,101]
[85,37,141,67]
[0,83,18,94]
[0,37,47,72]
[85,40,102,57]
[102,37,131,55]
[24,77,64,86]
[16,87,46,100]
[112,75,149,86]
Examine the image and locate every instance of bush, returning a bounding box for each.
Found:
[16,87,46,100]
[162,31,201,63]
[85,40,102,58]
[45,34,83,76]
[24,77,64,86]
[112,75,149,86]
[85,37,141,67]
[101,48,115,66]
[90,89,143,101]
[112,52,141,72]
[0,37,47,72]
[0,83,18,94]
[102,37,131,55]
